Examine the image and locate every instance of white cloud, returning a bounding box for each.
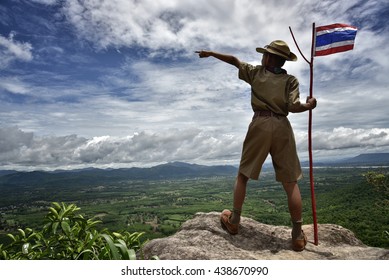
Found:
[61,0,305,54]
[293,127,389,161]
[1,125,389,170]
[0,33,33,68]
[313,127,389,150]
[0,127,242,170]
[0,127,34,153]
[0,77,30,95]
[31,0,58,5]
[1,0,388,170]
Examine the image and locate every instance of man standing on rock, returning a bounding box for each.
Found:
[196,40,317,251]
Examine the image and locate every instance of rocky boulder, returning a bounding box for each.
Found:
[142,212,389,260]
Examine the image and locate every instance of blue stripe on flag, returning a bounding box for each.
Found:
[315,29,357,48]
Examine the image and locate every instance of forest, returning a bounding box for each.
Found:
[0,165,388,258]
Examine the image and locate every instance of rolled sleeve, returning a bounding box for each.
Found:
[238,62,257,84]
[287,77,301,109]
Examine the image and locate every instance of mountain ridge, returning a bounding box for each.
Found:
[339,153,389,164]
[300,152,389,167]
[1,153,388,186]
[0,161,238,187]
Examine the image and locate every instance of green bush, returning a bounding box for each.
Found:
[0,202,156,260]
[363,171,389,194]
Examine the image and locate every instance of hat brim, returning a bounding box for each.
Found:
[256,47,297,61]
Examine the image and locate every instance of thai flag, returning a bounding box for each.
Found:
[314,23,358,56]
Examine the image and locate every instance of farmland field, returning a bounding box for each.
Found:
[1,166,388,248]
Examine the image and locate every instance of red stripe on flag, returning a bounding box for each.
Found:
[316,23,357,32]
[315,44,354,56]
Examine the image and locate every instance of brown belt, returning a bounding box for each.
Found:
[253,110,285,118]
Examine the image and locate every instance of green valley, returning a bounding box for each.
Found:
[0,164,388,249]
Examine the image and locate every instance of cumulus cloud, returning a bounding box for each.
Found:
[313,127,389,150]
[0,127,242,170]
[293,127,389,161]
[0,127,34,153]
[1,0,388,170]
[1,126,388,170]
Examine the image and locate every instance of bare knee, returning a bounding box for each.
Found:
[237,172,249,185]
[282,181,297,187]
[282,181,298,193]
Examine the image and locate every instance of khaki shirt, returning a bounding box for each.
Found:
[238,62,300,116]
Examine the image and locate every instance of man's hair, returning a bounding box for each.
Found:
[268,53,286,67]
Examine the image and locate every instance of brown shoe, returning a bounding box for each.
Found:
[292,230,307,251]
[220,209,239,235]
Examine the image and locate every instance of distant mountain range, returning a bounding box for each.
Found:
[301,153,389,167]
[0,153,388,187]
[0,162,237,187]
[338,153,389,164]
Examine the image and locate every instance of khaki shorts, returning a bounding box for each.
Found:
[238,115,302,182]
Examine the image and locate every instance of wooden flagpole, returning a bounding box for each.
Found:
[289,22,319,245]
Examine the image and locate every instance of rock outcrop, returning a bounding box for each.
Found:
[143,212,389,260]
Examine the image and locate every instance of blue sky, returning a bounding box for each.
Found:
[0,0,388,170]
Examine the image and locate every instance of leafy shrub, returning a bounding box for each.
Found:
[0,202,156,260]
[363,171,389,194]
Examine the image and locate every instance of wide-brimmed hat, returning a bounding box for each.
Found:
[256,40,297,61]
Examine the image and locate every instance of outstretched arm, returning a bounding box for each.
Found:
[195,50,240,68]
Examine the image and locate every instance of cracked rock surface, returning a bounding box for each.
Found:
[143,212,389,260]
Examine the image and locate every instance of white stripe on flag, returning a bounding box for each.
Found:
[315,40,355,51]
[316,26,357,36]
